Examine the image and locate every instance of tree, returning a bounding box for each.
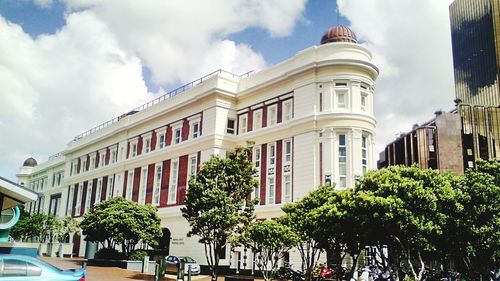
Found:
[451,160,500,280]
[55,216,80,242]
[10,213,49,242]
[281,185,334,281]
[181,145,258,281]
[316,189,364,278]
[80,197,162,257]
[355,165,459,281]
[236,220,299,281]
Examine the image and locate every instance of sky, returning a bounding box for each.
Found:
[0,0,455,180]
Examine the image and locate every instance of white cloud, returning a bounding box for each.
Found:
[338,0,456,155]
[0,0,306,178]
[0,12,150,178]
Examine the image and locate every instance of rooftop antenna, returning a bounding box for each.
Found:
[336,6,340,25]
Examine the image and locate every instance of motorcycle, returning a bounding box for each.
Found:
[313,263,335,280]
[278,265,305,281]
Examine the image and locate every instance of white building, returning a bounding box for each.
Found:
[17,26,378,268]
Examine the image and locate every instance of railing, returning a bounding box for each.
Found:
[48,151,66,161]
[72,69,254,141]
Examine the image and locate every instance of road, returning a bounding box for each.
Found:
[40,256,213,281]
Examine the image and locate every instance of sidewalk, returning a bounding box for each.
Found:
[40,256,212,281]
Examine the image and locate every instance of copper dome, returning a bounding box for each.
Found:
[23,157,38,167]
[320,25,357,44]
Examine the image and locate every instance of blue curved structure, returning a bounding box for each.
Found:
[0,206,21,242]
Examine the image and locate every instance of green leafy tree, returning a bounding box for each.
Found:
[355,165,458,281]
[451,160,500,280]
[236,220,299,281]
[80,197,162,257]
[181,145,258,281]
[55,216,80,242]
[316,189,364,278]
[281,185,334,281]
[10,213,49,242]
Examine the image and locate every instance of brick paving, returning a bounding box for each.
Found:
[39,256,213,281]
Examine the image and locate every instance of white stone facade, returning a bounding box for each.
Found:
[17,40,378,267]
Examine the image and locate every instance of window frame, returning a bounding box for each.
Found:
[168,160,179,204]
[267,104,277,126]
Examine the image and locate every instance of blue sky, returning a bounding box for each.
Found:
[0,0,349,92]
[0,0,455,179]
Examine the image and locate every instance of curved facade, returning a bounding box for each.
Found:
[17,29,378,267]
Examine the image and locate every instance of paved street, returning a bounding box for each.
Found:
[40,256,213,281]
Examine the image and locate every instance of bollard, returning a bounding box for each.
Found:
[154,262,160,281]
[187,265,192,281]
[177,261,185,281]
[142,255,150,273]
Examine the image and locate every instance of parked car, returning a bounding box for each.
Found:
[0,254,85,280]
[163,255,201,275]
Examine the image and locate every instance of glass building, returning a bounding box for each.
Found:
[450,0,500,106]
[450,0,500,166]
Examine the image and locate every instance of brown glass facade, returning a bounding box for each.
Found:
[459,104,500,168]
[450,0,500,106]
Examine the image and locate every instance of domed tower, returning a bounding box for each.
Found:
[16,157,38,187]
[320,25,358,44]
[311,25,378,190]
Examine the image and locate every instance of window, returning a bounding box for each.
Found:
[284,140,292,162]
[139,168,147,204]
[189,156,197,176]
[362,136,368,174]
[284,174,292,203]
[254,147,261,168]
[131,143,137,157]
[145,138,151,153]
[361,94,367,111]
[1,259,42,277]
[338,134,347,188]
[239,114,247,134]
[95,179,102,205]
[67,186,74,216]
[75,183,83,214]
[153,165,162,206]
[268,105,277,126]
[169,160,179,204]
[174,128,181,144]
[337,91,347,109]
[192,122,200,139]
[269,143,276,166]
[85,181,93,213]
[319,92,323,112]
[158,134,165,149]
[283,100,293,121]
[107,176,114,199]
[227,118,235,134]
[253,110,262,130]
[267,177,275,204]
[126,170,134,200]
[100,153,106,167]
[111,150,116,164]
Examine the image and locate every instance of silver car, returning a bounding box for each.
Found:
[164,255,201,275]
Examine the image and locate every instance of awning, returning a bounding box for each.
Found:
[0,176,38,210]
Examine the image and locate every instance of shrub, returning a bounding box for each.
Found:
[128,249,148,261]
[95,248,126,260]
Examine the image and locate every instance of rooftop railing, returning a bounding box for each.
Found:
[48,151,66,161]
[72,69,254,142]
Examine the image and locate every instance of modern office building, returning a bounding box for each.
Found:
[378,110,465,174]
[450,0,500,165]
[16,26,379,268]
[380,1,500,173]
[450,0,500,106]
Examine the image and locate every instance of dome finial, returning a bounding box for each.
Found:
[321,25,357,44]
[23,157,37,167]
